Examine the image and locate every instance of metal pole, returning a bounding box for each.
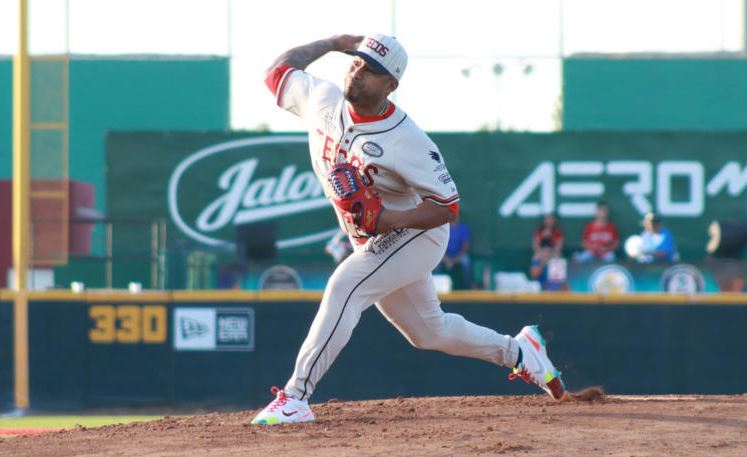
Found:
[390,0,397,104]
[151,221,158,289]
[105,222,113,288]
[390,0,396,36]
[64,0,70,54]
[159,220,167,290]
[558,0,565,58]
[226,0,232,57]
[12,0,31,411]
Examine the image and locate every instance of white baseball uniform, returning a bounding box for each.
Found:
[265,65,519,401]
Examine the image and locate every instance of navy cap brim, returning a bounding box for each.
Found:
[343,50,390,76]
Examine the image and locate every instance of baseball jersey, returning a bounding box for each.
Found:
[533,226,564,250]
[582,221,619,255]
[266,65,459,240]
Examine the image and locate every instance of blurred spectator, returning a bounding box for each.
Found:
[530,239,568,291]
[216,262,244,289]
[631,213,678,263]
[437,216,472,289]
[533,212,564,257]
[573,201,619,263]
[325,230,353,264]
[705,220,747,292]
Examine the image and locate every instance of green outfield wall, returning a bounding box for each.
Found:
[0,56,230,216]
[1,290,746,412]
[103,131,747,285]
[564,56,747,130]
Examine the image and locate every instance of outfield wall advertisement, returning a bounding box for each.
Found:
[1,293,746,411]
[107,132,747,271]
[108,133,338,261]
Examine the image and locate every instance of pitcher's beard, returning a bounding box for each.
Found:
[344,90,360,103]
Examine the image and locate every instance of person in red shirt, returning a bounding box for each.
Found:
[533,212,564,257]
[574,201,619,262]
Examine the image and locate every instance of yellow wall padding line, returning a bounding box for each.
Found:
[170,290,253,302]
[687,293,747,304]
[1,289,747,305]
[81,290,172,303]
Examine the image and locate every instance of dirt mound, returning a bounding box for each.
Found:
[562,385,606,402]
[2,394,746,457]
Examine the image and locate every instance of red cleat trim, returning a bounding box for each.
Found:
[547,377,565,400]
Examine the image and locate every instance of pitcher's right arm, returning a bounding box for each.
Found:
[266,35,363,75]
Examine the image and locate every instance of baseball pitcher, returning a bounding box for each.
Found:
[251,34,565,425]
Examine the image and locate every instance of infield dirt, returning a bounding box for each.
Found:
[1,394,746,456]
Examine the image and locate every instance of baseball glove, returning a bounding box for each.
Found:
[327,162,383,238]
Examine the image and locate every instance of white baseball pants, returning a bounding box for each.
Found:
[284,228,519,401]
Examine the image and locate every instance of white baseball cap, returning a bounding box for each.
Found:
[344,33,408,81]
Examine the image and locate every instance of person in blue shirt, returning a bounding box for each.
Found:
[439,216,472,289]
[530,239,568,291]
[638,213,678,262]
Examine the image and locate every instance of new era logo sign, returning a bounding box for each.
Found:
[174,307,255,351]
[180,317,208,339]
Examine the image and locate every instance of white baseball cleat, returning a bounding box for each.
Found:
[509,325,566,400]
[250,386,315,425]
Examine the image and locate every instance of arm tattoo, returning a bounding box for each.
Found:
[268,39,336,72]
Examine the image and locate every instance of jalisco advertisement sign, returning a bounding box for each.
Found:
[167,136,336,249]
[107,132,339,257]
[107,131,747,266]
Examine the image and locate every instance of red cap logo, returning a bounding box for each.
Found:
[365,38,389,57]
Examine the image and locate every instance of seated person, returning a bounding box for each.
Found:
[325,230,353,264]
[633,213,678,263]
[530,239,568,291]
[533,212,564,257]
[438,217,472,289]
[574,201,619,262]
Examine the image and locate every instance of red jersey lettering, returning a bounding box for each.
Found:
[350,156,363,170]
[363,164,379,186]
[322,135,336,162]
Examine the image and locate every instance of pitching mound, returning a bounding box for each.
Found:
[2,394,746,456]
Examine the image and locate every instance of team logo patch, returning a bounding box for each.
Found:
[361,142,384,157]
[588,264,635,294]
[660,264,704,293]
[429,151,441,162]
[438,173,452,184]
[365,38,389,57]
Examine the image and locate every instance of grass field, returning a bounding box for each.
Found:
[0,415,164,435]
